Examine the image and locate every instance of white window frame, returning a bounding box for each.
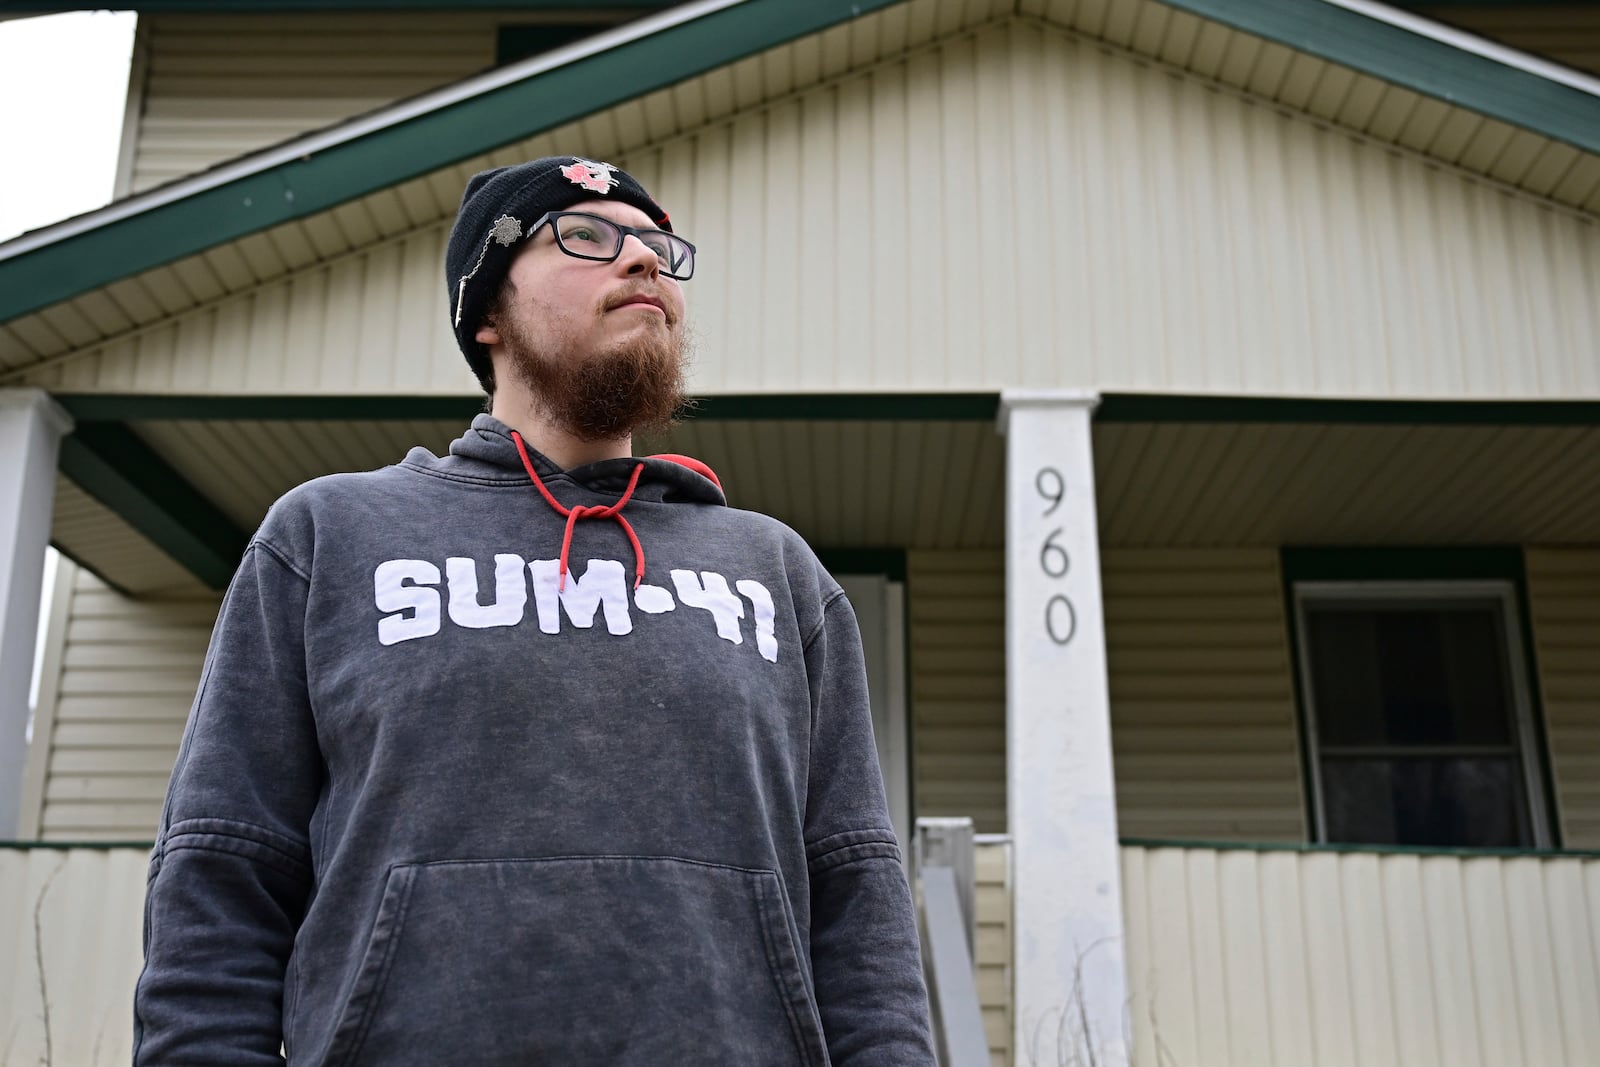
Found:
[1292,579,1551,848]
[836,574,911,851]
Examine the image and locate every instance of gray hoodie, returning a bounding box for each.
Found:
[133,414,934,1066]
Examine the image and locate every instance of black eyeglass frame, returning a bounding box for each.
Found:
[530,210,697,280]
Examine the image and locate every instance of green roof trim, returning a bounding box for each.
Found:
[57,392,1001,422]
[1120,837,1600,860]
[0,0,902,325]
[1161,0,1598,156]
[3,0,1598,327]
[57,423,249,590]
[1,1,672,9]
[1096,394,1600,426]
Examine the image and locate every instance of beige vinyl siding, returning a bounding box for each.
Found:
[974,836,1012,1067]
[1525,548,1600,848]
[0,847,147,1066]
[1106,549,1306,842]
[28,13,1600,399]
[1122,843,1600,1067]
[31,563,217,842]
[126,13,503,192]
[909,548,1304,842]
[909,551,1006,834]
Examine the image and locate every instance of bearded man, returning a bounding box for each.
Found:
[133,156,935,1066]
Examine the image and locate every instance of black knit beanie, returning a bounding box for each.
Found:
[445,156,673,391]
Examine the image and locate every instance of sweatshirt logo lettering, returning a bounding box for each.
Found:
[373,556,779,662]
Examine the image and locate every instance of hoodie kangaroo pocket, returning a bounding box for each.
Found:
[321,856,829,1067]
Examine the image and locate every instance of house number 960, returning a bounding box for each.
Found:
[1035,467,1075,646]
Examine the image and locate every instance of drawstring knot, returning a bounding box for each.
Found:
[511,430,646,590]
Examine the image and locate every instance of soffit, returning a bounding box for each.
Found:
[124,414,1006,546]
[1094,421,1600,546]
[4,0,1598,386]
[51,476,209,596]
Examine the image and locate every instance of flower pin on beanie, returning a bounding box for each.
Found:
[561,158,621,194]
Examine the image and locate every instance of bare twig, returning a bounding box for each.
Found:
[33,855,67,1067]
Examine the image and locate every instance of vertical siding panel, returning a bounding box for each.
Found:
[1257,850,1316,1066]
[243,281,291,390]
[1341,852,1401,1067]
[833,77,873,389]
[1379,854,1444,1067]
[0,849,149,1065]
[1544,859,1600,1065]
[355,243,403,391]
[937,35,980,387]
[798,88,838,390]
[902,45,947,390]
[973,25,1020,387]
[1462,859,1529,1067]
[1216,850,1273,1065]
[1122,847,1600,1067]
[1418,856,1486,1067]
[1138,847,1200,1066]
[867,61,910,388]
[1184,848,1233,1065]
[762,102,802,391]
[1503,857,1570,1065]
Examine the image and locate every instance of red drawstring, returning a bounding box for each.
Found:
[511,430,647,590]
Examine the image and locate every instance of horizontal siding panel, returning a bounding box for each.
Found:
[1526,548,1600,849]
[910,552,1005,833]
[1106,549,1305,842]
[910,548,1305,843]
[973,837,1011,1065]
[33,570,216,841]
[128,12,505,192]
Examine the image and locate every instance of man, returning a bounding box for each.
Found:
[133,156,935,1065]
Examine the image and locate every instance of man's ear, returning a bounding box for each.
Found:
[475,319,501,346]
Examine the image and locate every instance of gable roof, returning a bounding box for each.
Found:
[1,0,1598,332]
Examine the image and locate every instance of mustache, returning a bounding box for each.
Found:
[603,287,678,324]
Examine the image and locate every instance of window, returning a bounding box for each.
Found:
[1293,581,1551,848]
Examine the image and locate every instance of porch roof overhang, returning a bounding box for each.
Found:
[47,393,1600,596]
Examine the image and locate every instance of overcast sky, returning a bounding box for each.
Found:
[1,12,136,711]
[0,11,137,243]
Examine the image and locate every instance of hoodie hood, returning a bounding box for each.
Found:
[401,413,725,593]
[404,413,726,507]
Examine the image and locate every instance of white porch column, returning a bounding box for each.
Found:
[0,389,73,837]
[1000,390,1130,1065]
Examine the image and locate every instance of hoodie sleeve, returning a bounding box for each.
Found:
[133,539,321,1065]
[803,591,936,1065]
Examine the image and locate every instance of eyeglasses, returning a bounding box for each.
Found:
[531,211,696,280]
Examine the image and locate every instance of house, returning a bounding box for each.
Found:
[1,0,1597,1063]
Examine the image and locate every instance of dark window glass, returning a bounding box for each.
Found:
[1303,597,1532,847]
[1321,756,1524,847]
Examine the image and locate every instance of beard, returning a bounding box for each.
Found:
[497,306,690,442]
